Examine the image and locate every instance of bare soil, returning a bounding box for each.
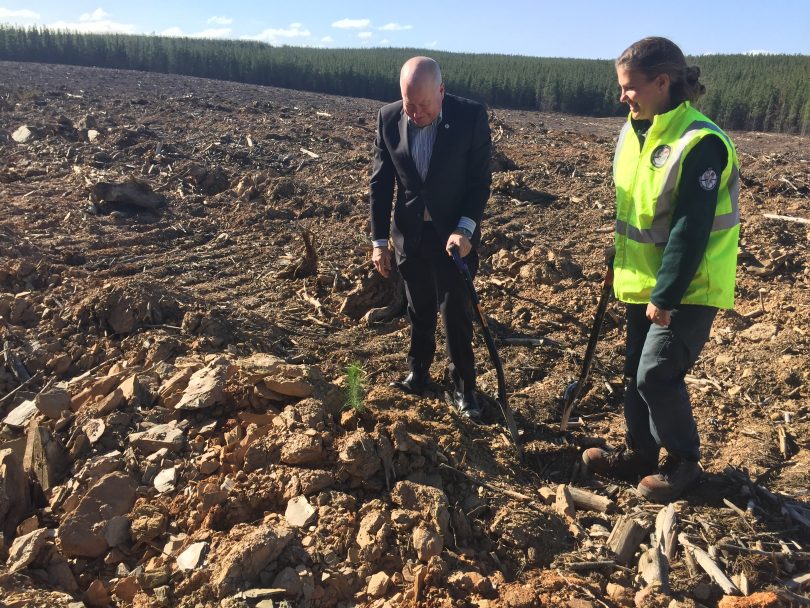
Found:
[0,61,808,608]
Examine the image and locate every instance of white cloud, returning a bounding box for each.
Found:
[425,41,438,48]
[0,8,40,19]
[243,23,312,43]
[332,18,370,29]
[48,9,136,34]
[320,35,334,43]
[207,16,232,25]
[358,31,372,39]
[379,22,412,31]
[161,26,184,36]
[79,8,109,22]
[379,39,390,45]
[745,49,775,55]
[192,28,231,38]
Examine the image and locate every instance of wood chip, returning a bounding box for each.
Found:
[607,516,648,565]
[555,484,576,520]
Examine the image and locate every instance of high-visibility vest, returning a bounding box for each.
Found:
[613,102,740,309]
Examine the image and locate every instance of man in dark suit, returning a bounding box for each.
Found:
[369,56,492,420]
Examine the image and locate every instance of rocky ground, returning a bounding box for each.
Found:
[0,61,808,608]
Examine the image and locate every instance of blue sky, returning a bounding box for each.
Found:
[1,1,808,58]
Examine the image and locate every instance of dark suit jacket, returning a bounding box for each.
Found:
[369,93,492,259]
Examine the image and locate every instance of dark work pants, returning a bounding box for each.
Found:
[624,303,717,464]
[396,223,478,395]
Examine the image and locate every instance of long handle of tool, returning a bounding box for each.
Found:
[560,273,613,431]
[450,247,523,461]
[575,277,613,387]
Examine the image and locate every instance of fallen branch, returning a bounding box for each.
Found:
[715,542,810,561]
[565,560,617,572]
[298,287,330,318]
[654,503,678,562]
[501,336,565,349]
[722,498,756,531]
[778,177,800,192]
[0,370,42,406]
[567,486,616,513]
[439,463,539,504]
[304,314,333,329]
[763,213,810,225]
[678,533,740,595]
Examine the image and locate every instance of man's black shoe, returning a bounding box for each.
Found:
[390,372,429,396]
[453,390,483,420]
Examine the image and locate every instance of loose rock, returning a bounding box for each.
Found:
[57,471,137,558]
[211,518,293,596]
[35,389,71,419]
[176,541,208,571]
[285,495,317,528]
[6,527,54,572]
[0,448,32,542]
[12,125,38,143]
[367,571,390,598]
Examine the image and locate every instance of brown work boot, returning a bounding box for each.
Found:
[637,453,702,503]
[582,444,656,482]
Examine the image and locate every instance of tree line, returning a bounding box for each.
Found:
[1,26,808,134]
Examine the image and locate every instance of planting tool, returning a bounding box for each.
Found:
[559,270,613,431]
[450,246,523,462]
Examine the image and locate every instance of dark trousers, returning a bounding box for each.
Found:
[396,223,478,394]
[624,303,717,464]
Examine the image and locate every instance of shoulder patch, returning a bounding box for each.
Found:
[650,145,671,168]
[699,168,719,191]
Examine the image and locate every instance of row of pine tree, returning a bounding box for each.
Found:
[1,27,808,134]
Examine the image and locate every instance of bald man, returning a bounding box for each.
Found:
[369,56,492,420]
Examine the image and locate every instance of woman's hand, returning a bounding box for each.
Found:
[646,303,672,327]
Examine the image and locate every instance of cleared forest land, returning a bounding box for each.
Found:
[0,62,808,607]
[2,27,809,134]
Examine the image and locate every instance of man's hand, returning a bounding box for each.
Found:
[372,246,393,278]
[646,302,672,327]
[446,232,472,258]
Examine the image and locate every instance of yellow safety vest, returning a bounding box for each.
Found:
[613,102,740,309]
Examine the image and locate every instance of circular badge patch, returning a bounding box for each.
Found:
[650,145,671,168]
[699,168,719,191]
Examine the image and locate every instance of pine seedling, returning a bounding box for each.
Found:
[343,361,366,413]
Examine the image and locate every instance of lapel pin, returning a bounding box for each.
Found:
[444,123,450,129]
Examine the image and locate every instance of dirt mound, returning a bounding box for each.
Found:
[69,278,182,335]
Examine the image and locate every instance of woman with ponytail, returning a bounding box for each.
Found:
[583,37,741,502]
